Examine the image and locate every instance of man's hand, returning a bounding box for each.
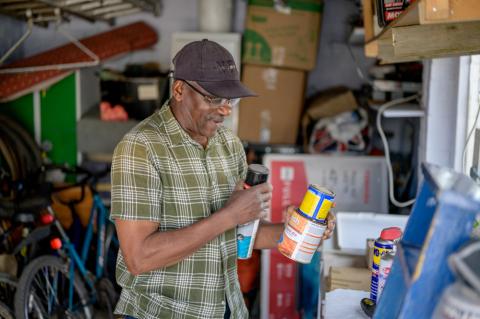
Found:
[220,180,272,228]
[322,211,336,240]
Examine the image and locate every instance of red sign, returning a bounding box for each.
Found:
[267,161,308,319]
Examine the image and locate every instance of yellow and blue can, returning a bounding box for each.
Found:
[297,184,335,223]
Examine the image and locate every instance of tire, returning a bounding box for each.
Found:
[0,300,14,319]
[0,115,42,175]
[14,255,93,319]
[0,273,16,318]
[96,277,118,319]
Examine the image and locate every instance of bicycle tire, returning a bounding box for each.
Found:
[14,255,93,319]
[0,300,14,319]
[0,125,30,180]
[0,132,19,182]
[0,116,42,174]
[0,272,16,317]
[96,277,118,319]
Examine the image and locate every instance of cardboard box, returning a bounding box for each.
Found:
[242,0,322,70]
[238,65,306,144]
[327,267,371,292]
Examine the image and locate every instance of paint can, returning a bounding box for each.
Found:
[278,209,326,264]
[297,184,335,223]
[370,227,402,302]
[237,164,269,259]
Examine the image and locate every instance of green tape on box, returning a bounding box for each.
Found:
[242,29,272,63]
[248,0,323,12]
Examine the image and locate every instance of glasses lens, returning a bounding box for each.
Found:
[209,97,241,108]
[230,98,240,106]
[210,97,225,107]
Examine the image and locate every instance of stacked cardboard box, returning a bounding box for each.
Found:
[327,267,371,292]
[238,0,323,144]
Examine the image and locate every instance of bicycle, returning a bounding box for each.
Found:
[14,165,119,319]
[0,187,57,318]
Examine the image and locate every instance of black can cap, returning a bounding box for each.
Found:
[245,164,269,186]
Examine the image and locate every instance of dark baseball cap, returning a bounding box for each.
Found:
[172,39,257,99]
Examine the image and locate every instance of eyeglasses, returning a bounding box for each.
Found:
[183,81,240,108]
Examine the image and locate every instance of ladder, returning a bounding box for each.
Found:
[374,163,480,318]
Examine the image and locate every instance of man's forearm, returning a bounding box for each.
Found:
[118,209,235,274]
[253,221,284,249]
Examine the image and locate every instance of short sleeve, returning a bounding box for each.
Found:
[233,136,248,180]
[110,132,162,222]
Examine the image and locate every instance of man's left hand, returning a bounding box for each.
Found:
[322,211,336,240]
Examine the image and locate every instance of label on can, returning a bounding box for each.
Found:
[237,219,260,259]
[278,210,326,264]
[370,239,394,302]
[298,185,334,223]
[378,253,394,300]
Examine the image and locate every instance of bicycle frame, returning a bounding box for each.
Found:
[81,194,108,279]
[48,207,95,310]
[48,189,118,311]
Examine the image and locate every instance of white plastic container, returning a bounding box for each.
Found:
[198,0,233,32]
[336,212,409,253]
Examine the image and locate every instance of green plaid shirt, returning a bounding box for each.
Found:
[110,103,248,319]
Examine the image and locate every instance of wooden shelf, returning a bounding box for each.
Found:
[363,0,480,64]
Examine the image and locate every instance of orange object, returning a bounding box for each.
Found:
[278,209,326,264]
[100,101,129,121]
[237,250,261,294]
[51,185,93,229]
[50,238,62,250]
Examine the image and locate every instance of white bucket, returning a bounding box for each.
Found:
[198,0,233,33]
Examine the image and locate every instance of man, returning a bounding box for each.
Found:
[110,39,335,319]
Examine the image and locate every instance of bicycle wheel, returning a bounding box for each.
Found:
[14,255,93,319]
[0,272,16,317]
[0,300,14,319]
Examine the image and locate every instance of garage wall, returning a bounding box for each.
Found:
[1,0,373,95]
[0,14,25,64]
[307,0,375,96]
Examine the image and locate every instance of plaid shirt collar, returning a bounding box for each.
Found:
[158,101,221,148]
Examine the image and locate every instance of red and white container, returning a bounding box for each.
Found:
[277,209,326,264]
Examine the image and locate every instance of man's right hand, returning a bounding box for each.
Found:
[220,180,272,228]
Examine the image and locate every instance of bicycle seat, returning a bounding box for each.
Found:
[17,196,50,212]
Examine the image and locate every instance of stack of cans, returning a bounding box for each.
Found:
[277,184,335,264]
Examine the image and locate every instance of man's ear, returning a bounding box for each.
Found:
[171,80,184,102]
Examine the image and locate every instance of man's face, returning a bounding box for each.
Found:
[181,81,232,140]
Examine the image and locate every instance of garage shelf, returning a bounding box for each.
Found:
[0,0,161,25]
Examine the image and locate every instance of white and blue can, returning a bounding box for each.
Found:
[237,164,269,259]
[370,227,402,302]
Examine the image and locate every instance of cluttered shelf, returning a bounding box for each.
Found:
[0,0,161,26]
[362,0,480,64]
